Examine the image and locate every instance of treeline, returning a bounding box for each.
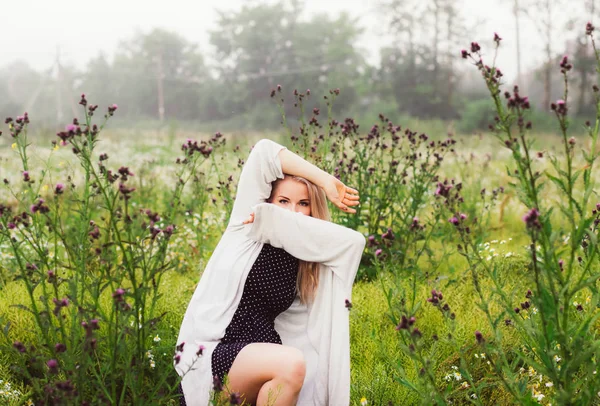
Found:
[0,0,598,131]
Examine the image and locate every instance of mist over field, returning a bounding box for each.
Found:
[0,0,596,133]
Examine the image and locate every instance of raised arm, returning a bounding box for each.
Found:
[230,138,360,225]
[229,139,287,225]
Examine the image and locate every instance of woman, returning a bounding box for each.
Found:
[175,139,366,405]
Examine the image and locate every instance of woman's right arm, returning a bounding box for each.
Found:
[228,139,287,225]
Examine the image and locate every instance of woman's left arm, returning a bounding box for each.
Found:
[245,203,366,288]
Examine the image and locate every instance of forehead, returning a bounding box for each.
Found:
[274,178,309,198]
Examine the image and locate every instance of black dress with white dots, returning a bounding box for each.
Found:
[211,243,300,384]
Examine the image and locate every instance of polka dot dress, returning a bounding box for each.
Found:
[211,243,300,384]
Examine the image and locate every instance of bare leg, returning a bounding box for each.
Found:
[225,343,306,406]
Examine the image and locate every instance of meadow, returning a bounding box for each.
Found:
[1,37,600,406]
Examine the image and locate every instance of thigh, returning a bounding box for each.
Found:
[225,343,304,403]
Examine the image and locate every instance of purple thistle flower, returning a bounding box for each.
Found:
[448,217,459,226]
[229,393,242,405]
[587,22,595,36]
[196,345,205,356]
[382,228,395,240]
[213,375,223,392]
[55,183,65,195]
[375,249,383,258]
[13,341,26,353]
[112,288,125,302]
[475,330,485,344]
[523,208,541,229]
[55,343,67,353]
[47,359,59,373]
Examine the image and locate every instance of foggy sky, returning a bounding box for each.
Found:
[0,0,583,83]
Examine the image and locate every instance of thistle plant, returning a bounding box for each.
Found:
[398,26,600,405]
[0,97,219,404]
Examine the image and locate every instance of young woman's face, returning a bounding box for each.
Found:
[269,177,311,216]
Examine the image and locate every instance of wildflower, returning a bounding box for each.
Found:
[475,330,485,344]
[176,342,185,352]
[381,228,395,240]
[112,288,125,302]
[229,392,241,404]
[587,22,595,35]
[108,104,118,116]
[196,345,205,356]
[173,354,181,365]
[411,327,422,338]
[55,343,66,353]
[493,32,502,44]
[23,171,30,182]
[461,49,469,59]
[153,334,161,343]
[374,249,383,258]
[47,359,59,374]
[13,341,26,353]
[470,42,481,53]
[54,183,65,195]
[470,393,478,399]
[523,208,541,229]
[448,216,459,226]
[554,355,561,363]
[460,381,470,389]
[427,289,440,305]
[554,99,568,115]
[213,375,223,392]
[546,382,553,387]
[533,392,545,401]
[344,299,352,310]
[360,397,368,406]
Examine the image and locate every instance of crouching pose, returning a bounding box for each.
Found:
[175,139,365,405]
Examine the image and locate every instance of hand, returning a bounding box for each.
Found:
[242,212,255,224]
[323,177,360,214]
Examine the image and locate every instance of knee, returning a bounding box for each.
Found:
[281,349,306,390]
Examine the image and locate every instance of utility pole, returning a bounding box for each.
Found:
[513,0,523,89]
[55,46,64,124]
[156,55,165,121]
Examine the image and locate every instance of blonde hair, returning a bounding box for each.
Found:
[269,175,330,304]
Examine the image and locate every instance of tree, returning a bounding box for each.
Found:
[109,28,211,121]
[379,0,468,119]
[209,0,367,123]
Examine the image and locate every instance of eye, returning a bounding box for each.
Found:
[300,202,310,207]
[278,199,289,204]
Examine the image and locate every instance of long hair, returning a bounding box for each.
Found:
[269,175,330,304]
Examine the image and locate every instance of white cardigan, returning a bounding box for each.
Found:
[175,139,366,405]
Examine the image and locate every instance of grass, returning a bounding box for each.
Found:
[1,124,597,404]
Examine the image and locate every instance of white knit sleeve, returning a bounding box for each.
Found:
[228,139,287,225]
[246,203,366,288]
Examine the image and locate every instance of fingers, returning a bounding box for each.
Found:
[242,212,255,224]
[339,186,359,213]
